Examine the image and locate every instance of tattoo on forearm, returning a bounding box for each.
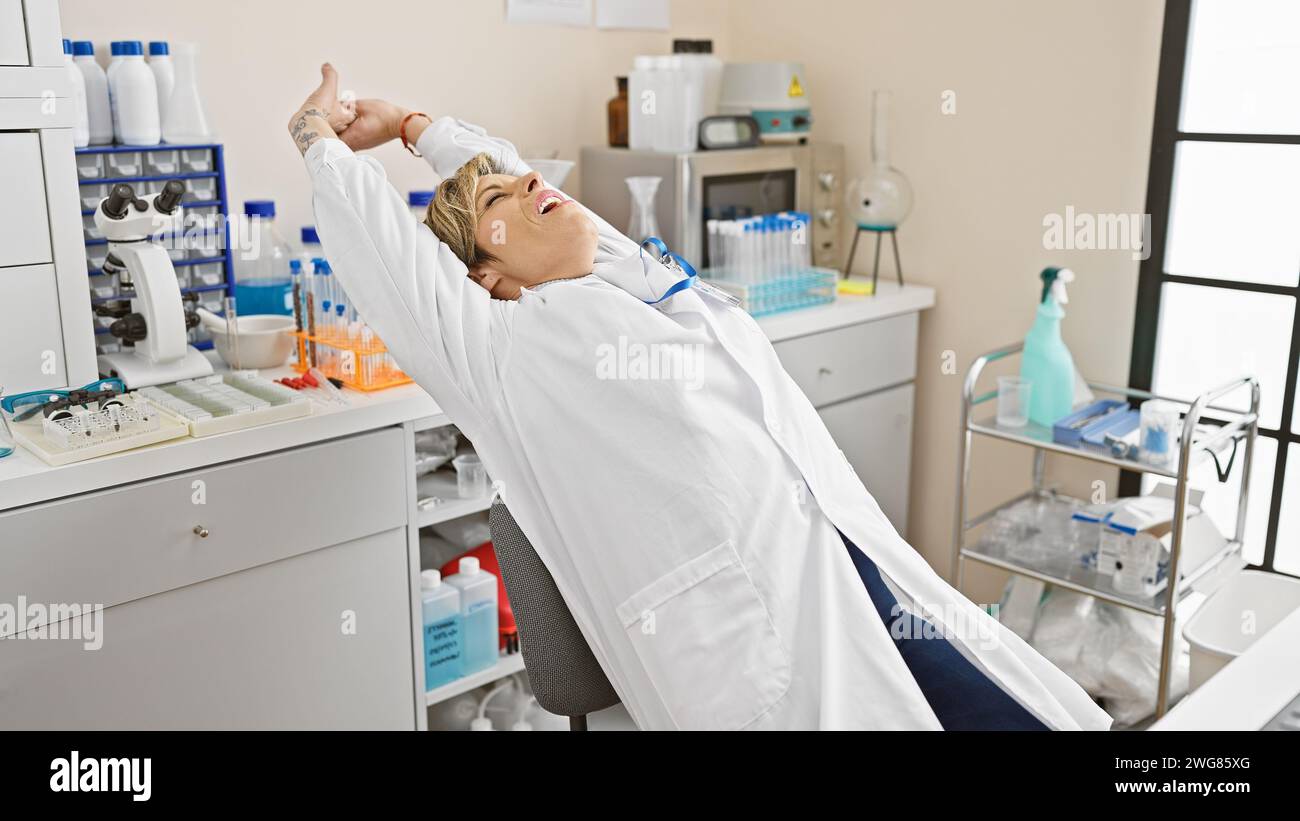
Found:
[290,108,332,155]
[295,130,322,153]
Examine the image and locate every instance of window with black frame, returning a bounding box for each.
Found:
[1128,0,1300,575]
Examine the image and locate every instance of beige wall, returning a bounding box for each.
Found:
[61,0,1166,600]
[60,0,733,234]
[729,0,1166,600]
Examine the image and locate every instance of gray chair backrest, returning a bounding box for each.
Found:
[489,502,620,718]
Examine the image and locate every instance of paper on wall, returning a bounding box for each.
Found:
[596,0,670,30]
[506,0,592,27]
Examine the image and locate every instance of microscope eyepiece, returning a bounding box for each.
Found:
[156,179,186,214]
[102,183,136,219]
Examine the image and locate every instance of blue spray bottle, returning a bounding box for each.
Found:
[1020,267,1079,426]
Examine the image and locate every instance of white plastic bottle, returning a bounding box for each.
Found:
[445,557,498,676]
[421,570,463,690]
[62,40,89,147]
[628,55,654,150]
[106,41,124,141]
[148,41,175,125]
[162,42,211,143]
[72,42,112,145]
[114,41,160,146]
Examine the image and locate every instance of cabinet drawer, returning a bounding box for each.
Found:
[0,427,407,634]
[0,262,66,392]
[0,529,415,729]
[772,312,918,407]
[0,0,27,66]
[0,132,52,267]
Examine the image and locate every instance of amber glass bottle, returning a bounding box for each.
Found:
[607,76,628,147]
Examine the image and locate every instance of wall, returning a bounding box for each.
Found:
[729,0,1166,600]
[59,0,732,235]
[60,0,1166,601]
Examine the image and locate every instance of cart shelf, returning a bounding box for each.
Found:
[952,341,1260,718]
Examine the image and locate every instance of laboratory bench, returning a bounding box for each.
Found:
[0,282,934,730]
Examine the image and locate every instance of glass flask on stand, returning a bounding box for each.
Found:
[626,176,661,243]
[852,90,913,229]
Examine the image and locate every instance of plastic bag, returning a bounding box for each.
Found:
[414,426,459,475]
[1023,581,1189,727]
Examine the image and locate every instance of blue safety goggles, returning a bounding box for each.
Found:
[1,378,127,421]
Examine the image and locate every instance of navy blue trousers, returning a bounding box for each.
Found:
[840,532,1049,731]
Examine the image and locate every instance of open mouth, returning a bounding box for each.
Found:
[535,188,569,216]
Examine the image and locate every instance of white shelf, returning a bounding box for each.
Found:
[415,470,493,527]
[425,653,526,707]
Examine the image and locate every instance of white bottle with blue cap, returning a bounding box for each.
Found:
[238,200,294,315]
[62,40,89,147]
[113,41,160,145]
[148,42,174,124]
[72,42,112,145]
[106,42,125,140]
[408,190,435,224]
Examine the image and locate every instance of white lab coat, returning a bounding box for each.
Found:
[305,119,1112,730]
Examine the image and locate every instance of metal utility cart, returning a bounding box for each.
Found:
[952,342,1259,718]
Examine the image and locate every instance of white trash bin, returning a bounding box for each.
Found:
[1183,569,1300,692]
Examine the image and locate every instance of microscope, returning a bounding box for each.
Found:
[94,180,214,388]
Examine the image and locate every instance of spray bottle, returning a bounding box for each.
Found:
[1020,267,1079,426]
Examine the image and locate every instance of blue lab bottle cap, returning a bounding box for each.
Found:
[148,41,169,56]
[110,42,123,56]
[335,304,346,316]
[63,39,72,55]
[408,190,435,208]
[301,226,320,244]
[313,259,331,274]
[289,259,303,274]
[243,200,276,218]
[121,41,143,56]
[72,41,94,56]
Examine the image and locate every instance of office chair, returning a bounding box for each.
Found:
[488,502,620,730]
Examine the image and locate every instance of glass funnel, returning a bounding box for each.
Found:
[626,176,662,243]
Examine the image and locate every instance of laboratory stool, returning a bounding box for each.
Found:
[489,502,621,730]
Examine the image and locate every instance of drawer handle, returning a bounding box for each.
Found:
[192,525,210,539]
[818,367,833,377]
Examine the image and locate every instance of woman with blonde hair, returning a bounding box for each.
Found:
[288,64,1110,731]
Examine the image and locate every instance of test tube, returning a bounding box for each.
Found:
[222,295,240,369]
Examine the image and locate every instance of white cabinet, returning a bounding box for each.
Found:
[0,0,27,66]
[0,133,53,267]
[818,383,916,536]
[0,263,66,390]
[0,428,420,729]
[0,529,414,729]
[0,0,95,394]
[771,311,922,537]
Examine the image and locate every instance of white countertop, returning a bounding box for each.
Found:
[1151,606,1300,730]
[0,362,445,512]
[1,283,935,512]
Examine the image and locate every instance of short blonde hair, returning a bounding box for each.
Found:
[426,152,503,267]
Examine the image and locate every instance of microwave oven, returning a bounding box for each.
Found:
[578,143,845,271]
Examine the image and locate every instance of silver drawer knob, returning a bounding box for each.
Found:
[193,525,210,538]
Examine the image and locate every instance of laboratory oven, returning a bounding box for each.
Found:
[579,143,845,271]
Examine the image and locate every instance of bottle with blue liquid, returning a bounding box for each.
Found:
[421,569,463,690]
[236,200,294,315]
[445,556,499,675]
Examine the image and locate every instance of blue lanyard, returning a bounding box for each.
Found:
[638,237,698,304]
